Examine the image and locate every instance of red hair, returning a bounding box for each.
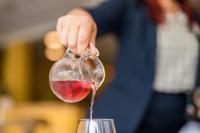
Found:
[144,0,195,24]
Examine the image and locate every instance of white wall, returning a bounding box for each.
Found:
[0,0,199,43]
[0,0,83,42]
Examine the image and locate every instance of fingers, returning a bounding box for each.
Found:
[56,11,98,55]
[68,23,79,53]
[89,23,98,56]
[61,26,69,47]
[77,19,93,55]
[57,17,66,44]
[56,17,63,36]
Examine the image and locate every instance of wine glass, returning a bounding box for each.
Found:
[77,119,116,133]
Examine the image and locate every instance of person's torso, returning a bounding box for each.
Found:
[112,3,200,94]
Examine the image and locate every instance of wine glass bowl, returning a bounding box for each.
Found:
[77,119,116,133]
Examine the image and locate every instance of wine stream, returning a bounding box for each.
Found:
[89,83,98,120]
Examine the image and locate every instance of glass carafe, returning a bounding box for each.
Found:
[49,48,105,103]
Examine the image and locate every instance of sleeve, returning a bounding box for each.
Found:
[86,0,129,36]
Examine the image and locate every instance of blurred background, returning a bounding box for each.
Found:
[0,0,200,133]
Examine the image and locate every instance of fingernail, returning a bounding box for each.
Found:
[90,50,96,56]
[95,49,99,57]
[78,46,85,55]
[71,48,77,54]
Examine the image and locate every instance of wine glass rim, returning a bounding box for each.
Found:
[79,118,114,121]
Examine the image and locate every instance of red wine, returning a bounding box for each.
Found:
[50,80,92,102]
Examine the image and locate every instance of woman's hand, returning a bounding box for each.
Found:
[56,8,97,55]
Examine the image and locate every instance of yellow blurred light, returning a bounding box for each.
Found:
[45,47,65,61]
[48,42,63,49]
[44,31,63,49]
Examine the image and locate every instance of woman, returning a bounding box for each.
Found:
[56,0,200,132]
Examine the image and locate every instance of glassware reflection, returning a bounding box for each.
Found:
[77,119,116,133]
